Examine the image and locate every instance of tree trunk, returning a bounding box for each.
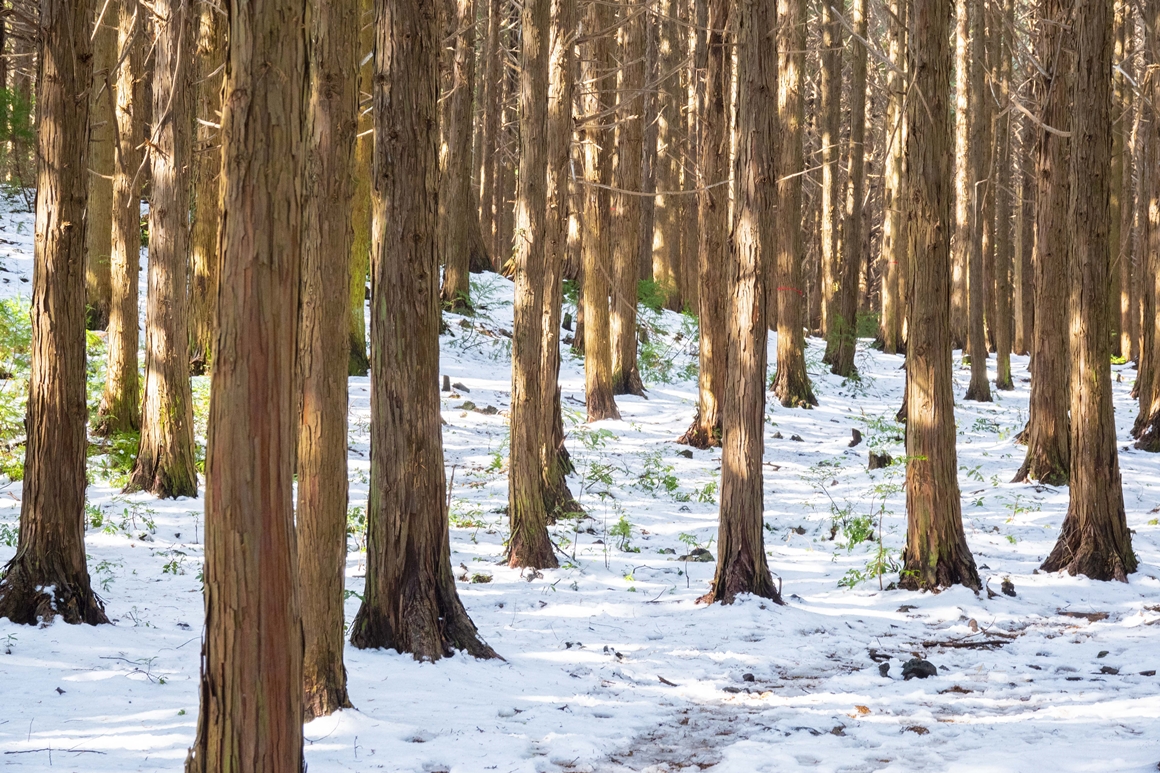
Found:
[830,0,866,378]
[508,0,556,570]
[1015,0,1072,485]
[652,0,683,311]
[347,0,372,378]
[349,0,497,661]
[678,0,728,448]
[610,0,646,397]
[900,0,980,592]
[1115,0,1135,361]
[963,0,991,402]
[188,2,224,376]
[85,4,115,331]
[771,0,815,408]
[540,0,580,519]
[705,0,781,606]
[950,0,970,351]
[183,0,307,765]
[819,0,842,352]
[878,0,906,355]
[95,0,145,436]
[1013,112,1035,355]
[638,18,659,286]
[992,0,1014,390]
[297,0,359,720]
[1042,0,1136,582]
[578,0,620,422]
[479,0,503,260]
[0,0,108,627]
[128,0,198,499]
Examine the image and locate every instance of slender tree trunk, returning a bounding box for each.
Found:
[1042,0,1136,581]
[819,0,842,352]
[681,0,705,313]
[95,0,144,436]
[993,0,1014,389]
[950,0,970,350]
[1114,0,1134,360]
[678,0,728,448]
[297,0,359,720]
[830,0,866,378]
[188,1,224,375]
[639,16,659,285]
[772,0,815,408]
[705,0,780,606]
[348,0,372,377]
[1013,112,1035,355]
[494,5,519,269]
[183,0,307,764]
[579,0,620,422]
[129,0,198,499]
[1108,0,1126,358]
[1015,0,1072,485]
[479,0,503,259]
[652,0,683,311]
[508,0,556,569]
[349,0,497,661]
[963,0,991,401]
[0,0,108,627]
[85,4,115,331]
[900,0,980,592]
[879,0,906,355]
[540,0,580,518]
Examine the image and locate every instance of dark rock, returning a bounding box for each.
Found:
[452,381,470,393]
[677,449,694,459]
[869,451,893,470]
[479,405,498,415]
[1139,670,1156,676]
[1001,578,1016,597]
[742,673,755,682]
[848,429,863,447]
[459,400,477,411]
[902,658,938,680]
[879,662,890,678]
[677,547,714,563]
[1097,651,1109,659]
[1099,666,1119,675]
[790,434,804,442]
[772,431,783,439]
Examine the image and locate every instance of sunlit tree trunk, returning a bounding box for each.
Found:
[819,0,843,352]
[86,4,115,331]
[348,0,372,377]
[652,0,684,311]
[1013,112,1035,356]
[129,0,198,499]
[349,0,497,661]
[0,0,108,627]
[1042,0,1136,582]
[479,0,503,261]
[950,0,970,350]
[900,0,980,592]
[993,0,1014,390]
[963,0,991,402]
[879,0,906,355]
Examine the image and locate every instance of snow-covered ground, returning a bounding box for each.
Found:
[0,200,1157,772]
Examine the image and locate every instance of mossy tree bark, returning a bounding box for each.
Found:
[129,0,198,499]
[771,0,815,409]
[900,0,981,592]
[1014,0,1072,485]
[1042,0,1136,582]
[0,0,109,627]
[85,5,114,331]
[95,0,145,437]
[297,0,359,720]
[349,0,497,661]
[705,0,781,606]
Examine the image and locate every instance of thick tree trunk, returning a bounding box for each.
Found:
[705,0,780,606]
[771,0,815,408]
[878,0,906,355]
[508,0,556,570]
[183,0,307,765]
[0,0,108,627]
[1042,0,1136,582]
[1015,0,1072,485]
[85,6,115,331]
[128,0,198,499]
[578,0,620,422]
[95,0,144,436]
[818,0,842,351]
[993,0,1014,390]
[900,0,980,593]
[188,2,224,376]
[678,0,728,448]
[349,0,496,661]
[610,0,646,397]
[297,0,358,720]
[830,0,867,378]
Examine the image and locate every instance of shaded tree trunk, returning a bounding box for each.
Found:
[95,0,145,436]
[651,0,684,311]
[950,0,970,350]
[297,0,359,720]
[348,0,372,377]
[771,0,815,408]
[479,0,503,262]
[819,0,843,351]
[85,4,115,331]
[963,0,991,402]
[900,0,980,592]
[0,0,108,627]
[349,0,497,661]
[1013,112,1035,356]
[705,0,780,606]
[1042,0,1136,582]
[992,0,1014,390]
[878,0,906,355]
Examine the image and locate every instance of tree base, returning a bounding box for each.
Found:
[303,675,352,722]
[699,547,783,606]
[508,529,559,570]
[1040,516,1136,582]
[898,548,981,592]
[348,339,369,377]
[1135,410,1160,452]
[771,368,817,409]
[677,416,721,449]
[126,453,198,499]
[586,389,621,423]
[611,367,646,398]
[0,552,108,626]
[964,378,993,402]
[1012,447,1068,486]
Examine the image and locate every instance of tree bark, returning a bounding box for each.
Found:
[349,0,497,661]
[992,0,1014,390]
[771,0,815,408]
[678,0,728,448]
[1013,112,1035,356]
[347,0,372,377]
[128,0,198,499]
[819,0,843,351]
[651,0,684,311]
[479,0,503,262]
[1015,0,1072,485]
[85,4,115,331]
[878,0,906,355]
[900,0,981,592]
[95,0,145,436]
[0,0,108,627]
[950,0,970,351]
[1042,0,1136,582]
[963,0,991,402]
[297,0,359,720]
[705,0,781,606]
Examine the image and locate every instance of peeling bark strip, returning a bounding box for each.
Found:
[349,0,497,661]
[0,0,108,627]
[297,0,359,720]
[900,0,980,593]
[184,0,308,767]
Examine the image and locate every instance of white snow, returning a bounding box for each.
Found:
[0,199,1158,772]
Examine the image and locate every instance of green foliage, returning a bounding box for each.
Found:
[856,310,879,339]
[0,519,16,547]
[635,449,683,498]
[692,477,718,504]
[449,500,486,529]
[610,514,636,552]
[637,278,674,314]
[0,298,30,481]
[89,431,140,487]
[347,504,367,552]
[637,306,699,385]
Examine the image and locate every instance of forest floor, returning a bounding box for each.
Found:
[0,203,1158,771]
